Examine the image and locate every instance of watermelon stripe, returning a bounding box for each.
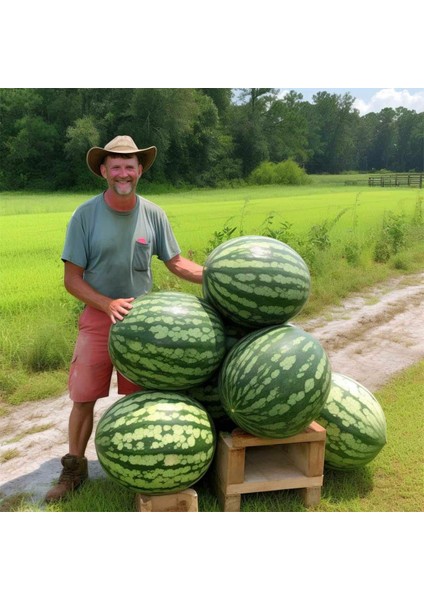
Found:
[108,292,225,390]
[316,373,387,470]
[219,324,331,438]
[203,236,310,328]
[95,392,216,494]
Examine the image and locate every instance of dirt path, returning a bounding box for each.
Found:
[1,271,424,505]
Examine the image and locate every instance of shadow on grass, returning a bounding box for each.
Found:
[196,466,375,513]
[0,492,33,512]
[321,466,374,503]
[48,479,136,512]
[0,459,375,513]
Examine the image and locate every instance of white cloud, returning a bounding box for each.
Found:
[353,88,424,115]
[278,89,292,99]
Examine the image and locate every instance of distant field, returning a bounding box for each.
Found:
[0,180,422,313]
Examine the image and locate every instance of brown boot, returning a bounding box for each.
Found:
[45,454,88,503]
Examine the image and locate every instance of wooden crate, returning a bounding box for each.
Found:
[135,488,198,512]
[213,421,326,511]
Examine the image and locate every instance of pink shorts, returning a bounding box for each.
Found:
[69,306,142,403]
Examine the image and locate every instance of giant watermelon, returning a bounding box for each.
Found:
[316,372,387,470]
[108,291,225,390]
[202,235,310,328]
[95,391,216,495]
[219,324,332,438]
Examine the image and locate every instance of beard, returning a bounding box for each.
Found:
[112,179,137,196]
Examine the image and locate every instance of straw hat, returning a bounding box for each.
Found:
[86,135,157,177]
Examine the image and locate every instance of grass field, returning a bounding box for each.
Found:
[0,177,423,407]
[1,180,423,311]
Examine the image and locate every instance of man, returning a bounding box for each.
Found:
[45,135,203,503]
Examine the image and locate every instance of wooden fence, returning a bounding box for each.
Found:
[368,174,423,188]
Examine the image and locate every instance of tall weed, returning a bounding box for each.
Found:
[24,321,70,372]
[374,211,407,262]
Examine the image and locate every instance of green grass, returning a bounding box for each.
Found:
[6,360,423,512]
[0,178,423,406]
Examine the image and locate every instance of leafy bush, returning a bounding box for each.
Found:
[249,160,310,185]
[343,240,362,266]
[275,160,310,185]
[374,239,391,263]
[248,161,277,185]
[204,222,238,256]
[373,211,407,263]
[308,222,331,250]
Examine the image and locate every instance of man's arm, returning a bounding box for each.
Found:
[64,261,134,324]
[164,254,204,284]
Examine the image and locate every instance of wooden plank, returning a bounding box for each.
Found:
[226,474,323,495]
[215,432,245,484]
[213,422,326,510]
[286,439,325,477]
[221,494,242,512]
[223,445,323,494]
[135,489,198,512]
[301,486,322,507]
[230,421,325,449]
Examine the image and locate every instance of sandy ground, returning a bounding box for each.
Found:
[1,271,424,505]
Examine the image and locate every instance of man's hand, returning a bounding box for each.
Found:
[64,262,136,324]
[107,298,135,324]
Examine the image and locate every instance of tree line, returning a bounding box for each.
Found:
[0,88,423,190]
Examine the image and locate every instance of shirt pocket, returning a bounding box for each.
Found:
[133,240,151,271]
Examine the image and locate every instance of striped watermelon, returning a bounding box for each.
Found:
[185,321,249,429]
[95,391,216,494]
[202,236,310,328]
[185,373,236,431]
[108,291,226,390]
[219,324,332,438]
[316,373,387,470]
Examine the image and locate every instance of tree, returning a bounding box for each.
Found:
[229,88,277,176]
[126,88,200,182]
[355,112,378,171]
[408,112,424,172]
[5,115,60,189]
[394,108,423,172]
[0,87,423,190]
[367,108,397,170]
[65,116,101,187]
[199,89,233,120]
[264,91,310,165]
[182,92,236,186]
[306,92,359,173]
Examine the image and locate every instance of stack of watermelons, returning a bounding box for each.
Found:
[95,235,387,495]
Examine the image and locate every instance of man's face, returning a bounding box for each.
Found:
[100,155,143,196]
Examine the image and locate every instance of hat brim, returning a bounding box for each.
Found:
[86,146,157,177]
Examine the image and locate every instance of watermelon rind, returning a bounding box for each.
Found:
[108,291,226,390]
[95,391,216,495]
[219,324,332,439]
[203,235,311,328]
[316,372,387,470]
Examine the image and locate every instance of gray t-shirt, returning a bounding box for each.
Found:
[61,193,181,298]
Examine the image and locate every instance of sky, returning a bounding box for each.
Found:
[279,88,424,115]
